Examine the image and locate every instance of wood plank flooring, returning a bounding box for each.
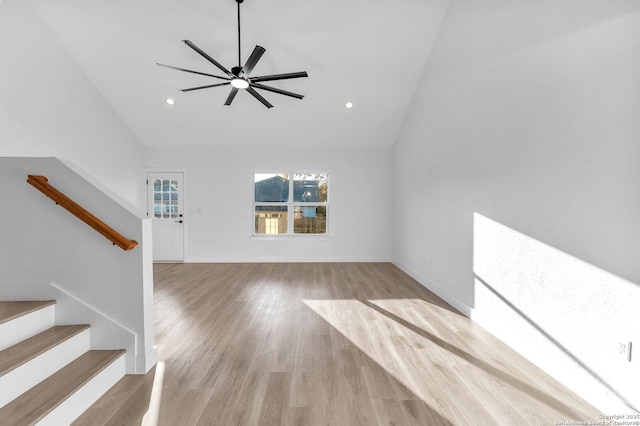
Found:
[77,263,600,425]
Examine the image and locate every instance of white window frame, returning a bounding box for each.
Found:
[252,172,329,237]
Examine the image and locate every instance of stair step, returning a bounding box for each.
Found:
[0,325,92,407]
[0,301,55,325]
[0,325,90,377]
[0,301,56,351]
[0,349,126,425]
[72,371,155,426]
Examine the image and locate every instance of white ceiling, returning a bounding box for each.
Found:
[28,0,446,149]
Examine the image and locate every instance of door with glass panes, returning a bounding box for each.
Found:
[147,172,184,262]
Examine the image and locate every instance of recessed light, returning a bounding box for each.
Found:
[345,102,353,109]
[165,98,175,106]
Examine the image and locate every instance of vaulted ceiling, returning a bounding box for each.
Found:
[28,0,448,149]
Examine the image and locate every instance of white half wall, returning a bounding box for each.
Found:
[0,0,144,211]
[392,0,640,414]
[143,146,392,262]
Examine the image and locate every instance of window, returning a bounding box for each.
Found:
[153,178,179,219]
[254,173,328,236]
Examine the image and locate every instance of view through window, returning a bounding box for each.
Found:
[254,173,328,235]
[153,178,179,219]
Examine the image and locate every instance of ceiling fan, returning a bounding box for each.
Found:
[157,0,308,109]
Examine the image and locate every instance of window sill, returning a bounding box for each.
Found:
[250,234,332,241]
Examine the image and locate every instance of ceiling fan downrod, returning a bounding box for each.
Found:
[236,0,243,70]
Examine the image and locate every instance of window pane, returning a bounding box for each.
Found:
[153,179,161,191]
[254,174,289,202]
[254,206,288,235]
[293,205,327,234]
[293,174,327,202]
[162,199,170,218]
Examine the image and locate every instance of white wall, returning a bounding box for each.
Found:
[392,0,640,414]
[0,0,144,211]
[0,157,155,374]
[144,146,392,262]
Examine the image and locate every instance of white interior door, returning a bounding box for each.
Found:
[147,172,184,262]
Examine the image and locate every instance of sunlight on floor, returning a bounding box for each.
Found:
[303,297,595,422]
[302,298,468,422]
[141,361,165,426]
[368,298,467,331]
[155,290,206,358]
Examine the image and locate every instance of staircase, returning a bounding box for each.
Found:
[0,301,126,425]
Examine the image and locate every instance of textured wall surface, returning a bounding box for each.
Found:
[0,0,144,210]
[392,0,640,413]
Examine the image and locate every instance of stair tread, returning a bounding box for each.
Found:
[0,349,126,425]
[0,301,56,325]
[0,325,90,377]
[72,370,156,426]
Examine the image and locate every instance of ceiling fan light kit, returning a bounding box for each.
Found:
[157,0,308,109]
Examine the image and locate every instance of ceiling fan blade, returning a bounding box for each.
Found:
[250,71,308,83]
[242,45,266,77]
[246,87,273,109]
[157,63,229,81]
[251,83,304,100]
[224,87,239,106]
[180,82,230,92]
[183,40,232,77]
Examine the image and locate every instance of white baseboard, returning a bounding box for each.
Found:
[184,255,393,263]
[137,346,158,374]
[392,259,472,317]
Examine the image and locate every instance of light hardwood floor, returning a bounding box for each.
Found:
[75,263,600,425]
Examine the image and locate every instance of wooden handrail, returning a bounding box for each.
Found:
[27,175,138,251]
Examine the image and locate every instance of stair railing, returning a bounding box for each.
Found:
[27,175,138,251]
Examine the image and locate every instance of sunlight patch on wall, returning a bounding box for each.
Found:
[472,212,640,412]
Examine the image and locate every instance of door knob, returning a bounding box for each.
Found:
[175,220,183,223]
